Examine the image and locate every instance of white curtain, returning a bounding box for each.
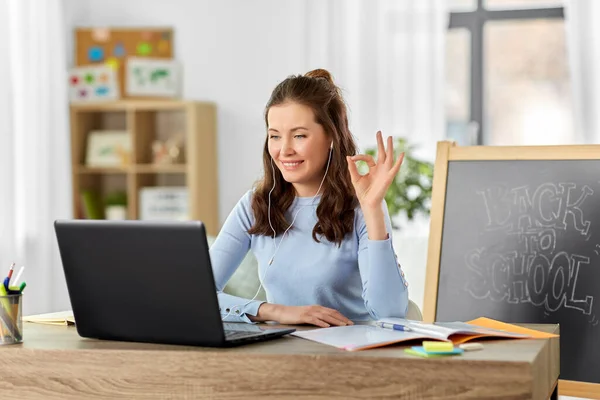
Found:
[304,0,448,161]
[304,0,448,312]
[564,0,600,144]
[0,0,72,315]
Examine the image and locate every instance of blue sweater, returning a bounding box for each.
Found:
[209,190,409,323]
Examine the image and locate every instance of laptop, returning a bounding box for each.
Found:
[53,219,295,347]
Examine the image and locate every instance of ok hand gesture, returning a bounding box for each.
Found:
[346,131,404,209]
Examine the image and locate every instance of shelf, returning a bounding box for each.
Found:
[76,164,188,174]
[69,99,213,112]
[70,101,218,235]
[134,164,187,174]
[76,166,130,174]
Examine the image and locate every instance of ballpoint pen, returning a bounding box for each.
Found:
[7,263,14,281]
[376,322,412,332]
[12,266,24,287]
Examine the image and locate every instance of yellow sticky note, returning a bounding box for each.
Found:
[422,341,454,352]
[106,57,119,70]
[157,40,170,54]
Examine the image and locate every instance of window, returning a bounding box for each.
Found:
[445,0,573,145]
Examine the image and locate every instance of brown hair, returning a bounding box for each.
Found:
[247,68,359,246]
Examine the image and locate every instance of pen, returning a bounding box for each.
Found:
[376,322,412,332]
[7,263,14,281]
[12,266,24,286]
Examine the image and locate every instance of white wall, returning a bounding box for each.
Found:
[67,0,309,223]
[63,0,437,314]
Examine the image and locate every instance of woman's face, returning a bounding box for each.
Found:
[267,102,331,197]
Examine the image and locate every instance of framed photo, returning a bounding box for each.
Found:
[69,65,120,102]
[86,130,131,166]
[126,57,181,98]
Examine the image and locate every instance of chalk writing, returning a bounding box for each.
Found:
[465,182,595,315]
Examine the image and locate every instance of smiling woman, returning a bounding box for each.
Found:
[209,68,410,328]
[266,103,332,197]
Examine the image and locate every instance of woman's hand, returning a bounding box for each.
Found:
[254,303,353,327]
[277,305,353,327]
[346,131,404,209]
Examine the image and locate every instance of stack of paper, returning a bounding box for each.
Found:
[23,310,75,326]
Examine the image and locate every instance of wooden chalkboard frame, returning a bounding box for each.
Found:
[423,140,600,399]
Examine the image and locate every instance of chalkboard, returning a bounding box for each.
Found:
[423,141,600,397]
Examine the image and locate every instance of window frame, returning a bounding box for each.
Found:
[448,0,564,144]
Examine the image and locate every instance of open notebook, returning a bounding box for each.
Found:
[23,310,75,326]
[291,317,558,351]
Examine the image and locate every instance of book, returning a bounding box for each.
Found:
[23,310,75,326]
[291,317,558,351]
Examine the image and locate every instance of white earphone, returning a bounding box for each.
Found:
[221,141,334,321]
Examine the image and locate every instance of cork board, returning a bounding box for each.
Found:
[75,28,174,99]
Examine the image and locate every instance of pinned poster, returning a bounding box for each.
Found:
[68,65,119,103]
[126,57,181,98]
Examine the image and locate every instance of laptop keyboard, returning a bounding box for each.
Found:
[224,330,258,340]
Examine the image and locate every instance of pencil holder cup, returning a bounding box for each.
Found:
[0,294,22,345]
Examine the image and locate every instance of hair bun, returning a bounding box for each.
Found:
[305,68,334,84]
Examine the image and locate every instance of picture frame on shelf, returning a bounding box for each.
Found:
[85,130,131,167]
[126,57,181,98]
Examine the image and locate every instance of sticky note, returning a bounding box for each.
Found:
[423,341,454,352]
[405,348,444,358]
[141,31,153,40]
[137,42,152,55]
[157,40,169,54]
[114,43,125,57]
[106,57,119,70]
[412,346,463,356]
[88,46,104,62]
[92,28,111,42]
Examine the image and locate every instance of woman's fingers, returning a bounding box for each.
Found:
[389,152,405,177]
[323,308,353,325]
[346,156,361,183]
[350,154,376,167]
[304,306,353,327]
[319,307,353,325]
[317,312,350,327]
[376,131,386,164]
[307,317,330,328]
[386,136,394,166]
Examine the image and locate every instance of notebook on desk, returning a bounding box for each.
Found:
[23,310,75,326]
[292,317,558,351]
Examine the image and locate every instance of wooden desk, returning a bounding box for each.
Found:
[0,322,559,399]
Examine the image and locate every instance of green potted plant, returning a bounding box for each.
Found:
[104,191,128,220]
[361,137,434,229]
